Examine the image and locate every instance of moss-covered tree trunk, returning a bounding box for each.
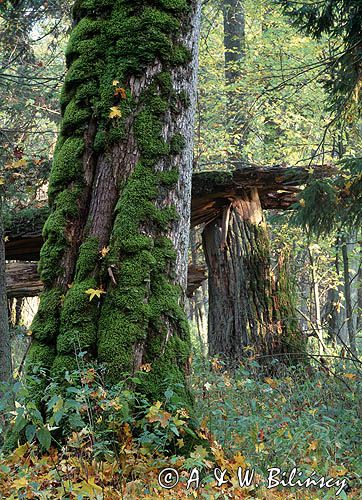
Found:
[27,0,201,406]
[202,189,303,365]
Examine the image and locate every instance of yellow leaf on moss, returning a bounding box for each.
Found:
[85,288,106,301]
[109,106,122,118]
[100,246,110,258]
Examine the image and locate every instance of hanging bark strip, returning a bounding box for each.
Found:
[26,0,202,407]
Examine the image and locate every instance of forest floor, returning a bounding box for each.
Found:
[0,356,361,499]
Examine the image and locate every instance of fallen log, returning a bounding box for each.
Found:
[6,262,43,298]
[191,163,334,226]
[5,164,334,261]
[5,261,207,299]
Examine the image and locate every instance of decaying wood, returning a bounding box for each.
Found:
[191,163,335,226]
[6,262,43,298]
[186,264,207,297]
[4,163,333,299]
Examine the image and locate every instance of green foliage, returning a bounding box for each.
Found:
[293,158,362,235]
[293,179,339,235]
[194,357,361,491]
[275,0,362,115]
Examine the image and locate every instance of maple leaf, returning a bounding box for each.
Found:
[112,79,120,86]
[299,198,306,207]
[85,288,106,301]
[264,377,278,389]
[308,439,319,451]
[109,106,122,119]
[140,363,152,372]
[0,177,5,185]
[100,246,110,258]
[114,87,127,99]
[233,451,247,470]
[344,373,357,380]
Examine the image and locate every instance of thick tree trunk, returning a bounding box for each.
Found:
[203,1,303,365]
[202,188,300,365]
[0,189,12,384]
[27,0,201,407]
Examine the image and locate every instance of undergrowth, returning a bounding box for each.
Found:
[0,355,361,499]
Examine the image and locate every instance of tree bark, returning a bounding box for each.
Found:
[308,244,325,356]
[0,188,12,384]
[357,241,362,333]
[27,0,201,407]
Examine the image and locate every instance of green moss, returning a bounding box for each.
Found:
[57,279,98,354]
[169,133,185,154]
[134,110,170,159]
[159,0,188,11]
[38,239,66,285]
[54,187,82,217]
[75,237,100,281]
[49,137,84,194]
[34,0,194,413]
[26,341,56,371]
[31,290,63,342]
[61,98,92,135]
[42,211,67,239]
[51,355,78,376]
[93,129,106,152]
[159,168,179,187]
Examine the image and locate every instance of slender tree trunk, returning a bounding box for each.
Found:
[341,235,357,355]
[0,187,12,384]
[223,0,246,154]
[27,0,201,408]
[308,244,324,355]
[325,240,342,347]
[357,241,362,333]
